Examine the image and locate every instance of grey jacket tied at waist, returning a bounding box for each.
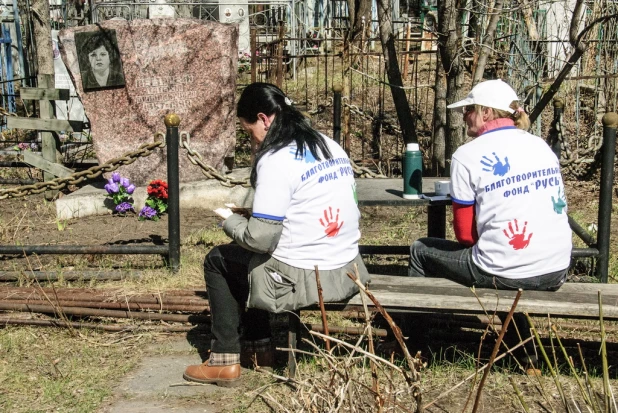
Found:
[223,213,371,313]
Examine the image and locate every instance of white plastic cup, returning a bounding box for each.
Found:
[434,180,450,196]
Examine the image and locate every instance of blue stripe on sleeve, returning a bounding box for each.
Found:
[252,212,285,221]
[451,197,475,205]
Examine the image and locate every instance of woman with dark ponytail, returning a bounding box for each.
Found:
[184,82,370,386]
[237,82,333,187]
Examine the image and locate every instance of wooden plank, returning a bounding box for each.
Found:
[20,87,70,101]
[6,117,85,133]
[22,151,74,178]
[341,275,618,320]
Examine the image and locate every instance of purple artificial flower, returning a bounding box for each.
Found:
[115,202,134,213]
[126,184,136,195]
[111,172,121,183]
[120,177,131,189]
[104,182,119,194]
[139,206,158,219]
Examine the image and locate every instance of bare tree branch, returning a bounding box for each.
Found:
[472,0,505,85]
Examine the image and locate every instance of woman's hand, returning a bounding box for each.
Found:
[230,207,251,219]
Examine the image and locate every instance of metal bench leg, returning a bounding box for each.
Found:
[287,310,301,378]
[427,204,446,238]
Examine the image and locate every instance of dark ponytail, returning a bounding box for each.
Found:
[237,83,332,188]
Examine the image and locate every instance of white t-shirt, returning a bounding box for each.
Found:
[252,136,361,270]
[451,126,572,278]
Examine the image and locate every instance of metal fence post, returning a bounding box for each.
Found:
[596,112,618,283]
[165,113,181,273]
[333,84,342,145]
[250,27,257,83]
[550,97,564,161]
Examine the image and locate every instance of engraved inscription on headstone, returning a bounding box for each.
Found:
[133,75,197,116]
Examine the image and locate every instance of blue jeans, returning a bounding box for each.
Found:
[204,244,271,354]
[409,237,568,364]
[409,237,567,291]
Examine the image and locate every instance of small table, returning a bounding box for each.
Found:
[356,178,452,255]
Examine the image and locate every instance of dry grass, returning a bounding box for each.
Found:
[0,326,149,412]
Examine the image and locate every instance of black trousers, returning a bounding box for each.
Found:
[204,244,271,354]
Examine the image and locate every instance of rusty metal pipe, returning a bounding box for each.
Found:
[0,286,205,297]
[3,299,209,313]
[0,245,169,255]
[0,318,209,332]
[0,292,209,306]
[0,302,210,323]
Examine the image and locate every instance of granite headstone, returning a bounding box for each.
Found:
[58,19,238,185]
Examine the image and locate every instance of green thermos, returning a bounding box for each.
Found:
[403,143,422,199]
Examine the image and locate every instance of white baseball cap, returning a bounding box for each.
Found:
[447,79,519,114]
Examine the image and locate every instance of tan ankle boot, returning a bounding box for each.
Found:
[183,360,241,387]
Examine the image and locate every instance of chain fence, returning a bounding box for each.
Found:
[308,96,403,136]
[0,140,165,199]
[0,129,386,199]
[180,132,251,188]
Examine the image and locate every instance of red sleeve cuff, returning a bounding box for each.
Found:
[452,202,478,247]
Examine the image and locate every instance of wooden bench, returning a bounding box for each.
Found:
[286,275,618,376]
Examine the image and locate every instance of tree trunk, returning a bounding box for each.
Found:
[342,0,371,154]
[518,0,539,41]
[347,0,372,46]
[31,0,59,200]
[31,0,54,76]
[437,0,466,173]
[375,0,417,145]
[432,52,447,176]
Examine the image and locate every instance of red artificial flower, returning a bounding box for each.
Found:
[147,180,168,200]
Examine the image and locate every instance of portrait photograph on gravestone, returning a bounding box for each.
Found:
[75,29,125,91]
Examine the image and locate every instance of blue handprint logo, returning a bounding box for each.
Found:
[289,145,316,163]
[481,152,510,176]
[551,187,567,214]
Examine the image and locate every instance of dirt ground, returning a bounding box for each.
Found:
[0,189,221,272]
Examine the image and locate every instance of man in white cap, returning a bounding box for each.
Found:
[408,79,572,372]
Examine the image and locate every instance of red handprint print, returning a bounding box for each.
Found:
[319,206,344,237]
[502,219,533,250]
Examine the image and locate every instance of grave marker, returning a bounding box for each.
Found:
[59,18,239,185]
